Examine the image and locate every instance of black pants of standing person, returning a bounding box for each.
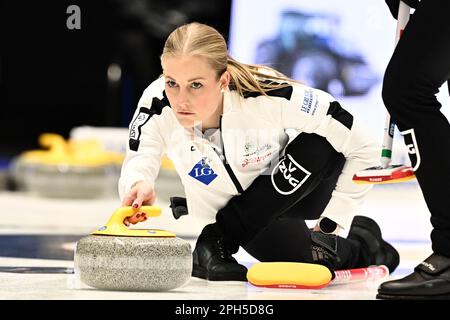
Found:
[382,0,450,257]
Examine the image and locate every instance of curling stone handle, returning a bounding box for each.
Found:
[111,206,161,223]
[103,206,161,232]
[131,205,161,217]
[38,133,68,156]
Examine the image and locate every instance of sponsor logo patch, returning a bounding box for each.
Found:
[300,89,318,115]
[242,142,273,168]
[241,152,273,168]
[188,158,218,185]
[130,112,150,140]
[421,262,436,271]
[271,154,311,195]
[129,109,151,151]
[400,128,421,171]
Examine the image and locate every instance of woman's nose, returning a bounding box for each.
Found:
[177,89,189,104]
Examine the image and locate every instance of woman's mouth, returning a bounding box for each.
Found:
[177,111,194,116]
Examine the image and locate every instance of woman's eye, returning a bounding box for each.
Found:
[166,80,177,88]
[191,82,203,89]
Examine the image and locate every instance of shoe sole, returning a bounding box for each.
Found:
[192,264,209,280]
[377,293,450,300]
[192,264,247,282]
[207,273,248,282]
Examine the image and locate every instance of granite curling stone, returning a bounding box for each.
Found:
[12,133,123,198]
[74,206,192,291]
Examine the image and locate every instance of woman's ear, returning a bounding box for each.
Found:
[220,70,231,90]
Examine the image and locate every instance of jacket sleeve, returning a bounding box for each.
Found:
[118,78,168,201]
[281,84,379,229]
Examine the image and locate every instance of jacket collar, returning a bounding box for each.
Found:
[223,88,240,115]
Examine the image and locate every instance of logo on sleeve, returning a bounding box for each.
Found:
[271,154,311,195]
[130,112,150,140]
[300,89,318,115]
[129,108,151,151]
[188,158,218,185]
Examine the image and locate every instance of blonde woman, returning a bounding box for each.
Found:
[119,23,399,281]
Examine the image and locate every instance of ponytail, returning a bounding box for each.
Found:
[226,56,299,97]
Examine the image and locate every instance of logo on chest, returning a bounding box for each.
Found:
[188,157,218,185]
[241,142,273,168]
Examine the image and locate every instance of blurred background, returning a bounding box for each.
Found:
[1,0,449,167]
[0,0,449,298]
[0,0,232,155]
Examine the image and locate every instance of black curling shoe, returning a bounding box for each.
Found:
[347,215,400,273]
[377,253,450,300]
[192,224,247,282]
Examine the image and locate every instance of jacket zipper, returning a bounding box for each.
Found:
[219,116,244,194]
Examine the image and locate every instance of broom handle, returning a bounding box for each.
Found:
[333,265,389,283]
[381,1,411,168]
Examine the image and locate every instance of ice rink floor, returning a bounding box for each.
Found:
[0,178,433,300]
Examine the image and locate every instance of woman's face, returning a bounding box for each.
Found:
[162,55,229,130]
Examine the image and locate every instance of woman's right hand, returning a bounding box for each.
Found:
[121,180,157,226]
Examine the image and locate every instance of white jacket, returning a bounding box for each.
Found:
[119,76,379,230]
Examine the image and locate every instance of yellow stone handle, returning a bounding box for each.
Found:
[108,206,161,224]
[39,133,68,155]
[91,205,176,237]
[99,206,161,235]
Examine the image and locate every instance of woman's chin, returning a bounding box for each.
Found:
[176,117,197,129]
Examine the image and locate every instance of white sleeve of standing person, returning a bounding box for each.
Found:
[118,80,167,201]
[281,84,379,230]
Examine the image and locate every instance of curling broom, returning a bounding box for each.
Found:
[247,262,389,289]
[353,1,416,184]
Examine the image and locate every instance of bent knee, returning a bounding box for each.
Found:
[382,64,408,114]
[382,63,438,116]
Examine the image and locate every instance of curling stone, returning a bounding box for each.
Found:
[74,206,192,291]
[11,133,123,198]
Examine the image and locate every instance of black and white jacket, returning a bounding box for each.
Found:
[119,76,379,229]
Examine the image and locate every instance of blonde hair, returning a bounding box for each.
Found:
[161,22,296,97]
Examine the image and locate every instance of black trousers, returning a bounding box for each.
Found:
[382,0,450,256]
[215,131,361,268]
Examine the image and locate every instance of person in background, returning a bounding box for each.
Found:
[377,0,450,299]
